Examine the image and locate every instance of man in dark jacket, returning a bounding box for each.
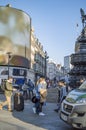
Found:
[54,79,67,112]
[0,77,13,112]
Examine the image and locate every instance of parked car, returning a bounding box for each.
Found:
[60,81,86,129]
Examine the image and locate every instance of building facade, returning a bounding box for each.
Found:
[47,60,64,81]
[0,5,31,84]
[31,27,46,82]
[0,5,47,84]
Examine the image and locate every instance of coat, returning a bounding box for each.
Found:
[4,81,13,97]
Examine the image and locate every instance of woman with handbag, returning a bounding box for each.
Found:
[33,77,47,116]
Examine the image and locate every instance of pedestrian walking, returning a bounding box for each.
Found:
[22,80,28,100]
[56,81,61,103]
[54,79,67,112]
[0,77,13,112]
[32,77,47,116]
[27,79,34,99]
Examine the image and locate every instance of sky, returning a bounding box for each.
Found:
[0,0,86,65]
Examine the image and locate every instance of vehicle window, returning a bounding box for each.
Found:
[79,81,86,90]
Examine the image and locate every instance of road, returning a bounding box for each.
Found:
[0,94,76,130]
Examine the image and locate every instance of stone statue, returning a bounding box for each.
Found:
[80,8,86,28]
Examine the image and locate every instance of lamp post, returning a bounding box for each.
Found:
[45,51,49,79]
[6,52,12,79]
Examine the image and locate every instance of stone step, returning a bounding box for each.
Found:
[46,87,58,103]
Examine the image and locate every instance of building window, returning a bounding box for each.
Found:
[13,69,27,76]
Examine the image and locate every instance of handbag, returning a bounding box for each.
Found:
[31,95,39,103]
[39,88,47,98]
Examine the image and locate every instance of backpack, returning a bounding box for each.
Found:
[1,80,6,91]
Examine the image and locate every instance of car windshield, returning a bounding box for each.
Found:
[78,81,86,90]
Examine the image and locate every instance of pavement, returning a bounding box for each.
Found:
[0,94,72,130]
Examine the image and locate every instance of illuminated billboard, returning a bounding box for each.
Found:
[0,6,31,68]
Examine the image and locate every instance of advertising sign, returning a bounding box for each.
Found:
[0,6,31,68]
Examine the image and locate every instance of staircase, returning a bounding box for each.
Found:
[46,87,58,103]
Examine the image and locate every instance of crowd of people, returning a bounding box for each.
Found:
[0,77,47,115]
[0,76,85,116]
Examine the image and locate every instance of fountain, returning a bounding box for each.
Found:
[69,8,86,88]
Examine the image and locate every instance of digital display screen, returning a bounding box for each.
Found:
[0,6,31,68]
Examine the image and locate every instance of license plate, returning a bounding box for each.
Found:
[61,113,67,121]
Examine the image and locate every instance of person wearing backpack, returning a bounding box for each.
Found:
[0,77,13,112]
[1,79,6,92]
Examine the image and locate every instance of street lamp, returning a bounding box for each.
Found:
[6,52,12,79]
[45,51,49,79]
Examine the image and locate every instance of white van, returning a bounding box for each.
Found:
[60,81,86,129]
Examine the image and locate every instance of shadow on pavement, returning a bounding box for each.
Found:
[0,94,79,130]
[12,100,76,130]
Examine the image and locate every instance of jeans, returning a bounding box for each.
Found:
[35,99,44,114]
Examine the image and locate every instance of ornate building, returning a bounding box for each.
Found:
[31,27,47,82]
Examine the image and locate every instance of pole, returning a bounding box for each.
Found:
[8,56,9,79]
[45,56,46,79]
[6,52,11,79]
[45,51,49,79]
